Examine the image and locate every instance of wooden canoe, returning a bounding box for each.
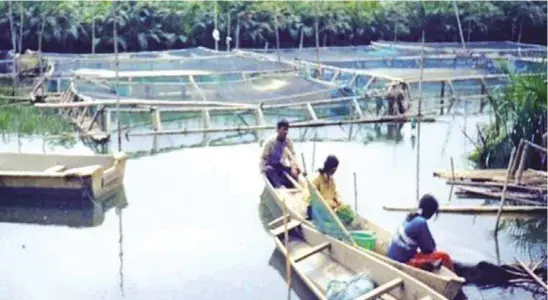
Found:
[268,218,449,300]
[0,152,127,205]
[263,175,465,299]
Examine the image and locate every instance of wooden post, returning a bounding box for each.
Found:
[311,131,317,173]
[415,30,425,203]
[448,157,455,202]
[151,108,162,132]
[305,102,318,120]
[300,152,308,177]
[515,143,530,184]
[105,109,112,133]
[494,147,517,234]
[479,79,487,113]
[510,140,524,178]
[440,81,446,115]
[353,172,358,213]
[281,201,292,300]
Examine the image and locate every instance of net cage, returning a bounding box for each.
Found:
[72,71,343,105]
[306,179,355,245]
[241,41,547,74]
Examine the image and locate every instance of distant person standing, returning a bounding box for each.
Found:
[260,119,300,188]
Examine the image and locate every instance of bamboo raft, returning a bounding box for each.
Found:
[268,219,448,300]
[435,139,547,205]
[263,175,465,299]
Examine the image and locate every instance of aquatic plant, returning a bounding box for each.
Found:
[0,85,75,147]
[468,61,547,169]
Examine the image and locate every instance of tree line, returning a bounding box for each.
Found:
[0,1,546,54]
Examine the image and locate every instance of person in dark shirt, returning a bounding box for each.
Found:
[259,119,300,188]
[387,194,454,271]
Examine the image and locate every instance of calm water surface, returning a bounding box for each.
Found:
[0,115,545,300]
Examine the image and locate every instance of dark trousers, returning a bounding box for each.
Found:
[265,164,295,188]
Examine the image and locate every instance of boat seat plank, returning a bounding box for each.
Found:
[267,215,289,229]
[380,294,398,300]
[293,242,331,263]
[44,165,67,173]
[355,278,403,300]
[270,219,301,237]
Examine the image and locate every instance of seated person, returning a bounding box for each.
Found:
[259,119,299,188]
[306,155,342,219]
[387,194,454,272]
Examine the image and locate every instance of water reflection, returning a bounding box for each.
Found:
[0,186,127,228]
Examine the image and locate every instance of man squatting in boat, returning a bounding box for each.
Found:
[387,194,455,272]
[259,119,301,188]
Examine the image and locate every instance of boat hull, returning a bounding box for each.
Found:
[269,219,448,300]
[263,175,465,299]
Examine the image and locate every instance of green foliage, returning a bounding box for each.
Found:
[468,61,547,169]
[0,1,546,53]
[0,85,73,138]
[336,204,355,225]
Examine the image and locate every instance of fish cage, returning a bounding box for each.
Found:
[30,44,544,155]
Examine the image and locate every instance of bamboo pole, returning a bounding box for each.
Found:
[127,114,436,137]
[353,172,358,213]
[383,205,547,215]
[446,180,547,192]
[415,29,426,203]
[311,130,317,173]
[282,206,291,300]
[448,157,456,202]
[113,3,121,152]
[516,258,548,290]
[452,1,467,50]
[515,144,530,184]
[494,147,517,234]
[300,153,308,177]
[34,100,254,109]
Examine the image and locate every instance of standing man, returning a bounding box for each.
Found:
[260,119,300,188]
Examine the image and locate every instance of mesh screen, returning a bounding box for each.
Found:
[45,49,292,77]
[307,180,354,245]
[73,72,340,104]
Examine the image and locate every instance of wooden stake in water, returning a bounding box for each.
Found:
[113,4,121,152]
[447,157,455,202]
[353,172,358,213]
[300,152,308,177]
[311,131,317,172]
[415,30,425,203]
[494,147,517,234]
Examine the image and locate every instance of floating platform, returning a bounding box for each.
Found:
[0,152,128,206]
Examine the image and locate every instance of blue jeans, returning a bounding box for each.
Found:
[265,164,295,188]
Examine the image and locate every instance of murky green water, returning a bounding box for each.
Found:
[0,115,545,300]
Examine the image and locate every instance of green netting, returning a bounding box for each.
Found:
[306,180,354,245]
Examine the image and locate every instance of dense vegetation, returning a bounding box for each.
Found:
[0,1,546,54]
[468,62,547,170]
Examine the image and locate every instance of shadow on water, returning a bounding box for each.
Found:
[0,185,128,228]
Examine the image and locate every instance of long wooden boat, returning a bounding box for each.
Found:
[0,152,128,206]
[268,217,448,300]
[263,175,465,299]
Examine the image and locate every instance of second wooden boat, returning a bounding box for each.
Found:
[263,175,465,299]
[268,217,448,300]
[0,152,128,205]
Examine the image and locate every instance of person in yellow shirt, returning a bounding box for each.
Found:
[312,155,342,211]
